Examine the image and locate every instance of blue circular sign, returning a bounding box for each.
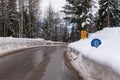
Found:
[91,38,102,48]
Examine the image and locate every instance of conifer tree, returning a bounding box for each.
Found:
[97,0,120,30]
[63,0,92,31]
[0,0,6,36]
[0,0,18,37]
[69,26,78,42]
[7,0,19,37]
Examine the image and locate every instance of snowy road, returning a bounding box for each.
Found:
[0,46,78,80]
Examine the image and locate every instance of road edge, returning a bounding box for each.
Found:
[0,45,42,58]
[0,43,66,58]
[64,50,88,80]
[65,49,120,80]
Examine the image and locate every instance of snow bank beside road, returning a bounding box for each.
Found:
[0,37,49,54]
[68,27,120,75]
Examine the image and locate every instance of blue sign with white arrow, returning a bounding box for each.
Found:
[91,38,102,48]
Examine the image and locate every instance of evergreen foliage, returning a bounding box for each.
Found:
[41,4,64,41]
[0,0,41,38]
[69,25,78,42]
[63,0,92,31]
[62,0,93,42]
[7,0,19,37]
[0,0,19,37]
[97,0,120,30]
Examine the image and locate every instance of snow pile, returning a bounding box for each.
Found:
[69,27,120,74]
[0,37,48,54]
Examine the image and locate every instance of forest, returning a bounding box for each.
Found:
[0,0,120,42]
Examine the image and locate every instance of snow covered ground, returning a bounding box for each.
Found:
[0,37,54,54]
[68,27,120,76]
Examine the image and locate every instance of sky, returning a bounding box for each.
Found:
[41,0,66,12]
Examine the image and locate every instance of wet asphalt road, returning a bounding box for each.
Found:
[0,46,79,80]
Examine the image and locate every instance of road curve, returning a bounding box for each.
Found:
[0,46,78,80]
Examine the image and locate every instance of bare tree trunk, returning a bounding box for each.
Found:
[28,0,32,38]
[28,0,40,38]
[1,0,5,37]
[4,0,9,37]
[19,0,24,38]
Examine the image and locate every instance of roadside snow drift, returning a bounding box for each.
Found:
[0,37,49,54]
[69,27,120,74]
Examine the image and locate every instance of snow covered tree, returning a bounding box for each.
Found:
[114,0,120,26]
[18,0,41,38]
[28,0,40,38]
[63,0,92,32]
[0,0,41,37]
[69,25,78,42]
[18,0,24,37]
[54,12,61,41]
[22,9,30,38]
[7,0,19,37]
[42,4,59,41]
[44,4,55,40]
[0,0,19,37]
[0,0,6,36]
[62,19,68,42]
[97,0,120,30]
